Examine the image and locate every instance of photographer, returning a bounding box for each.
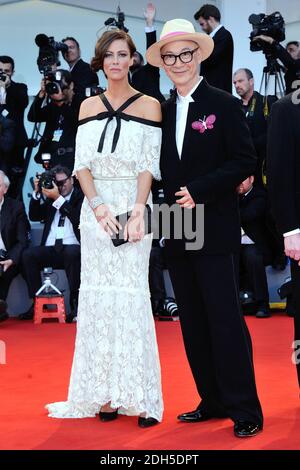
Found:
[0,56,28,173]
[253,35,300,94]
[0,114,15,173]
[0,170,30,322]
[233,68,277,186]
[19,165,83,322]
[28,69,83,171]
[61,36,101,99]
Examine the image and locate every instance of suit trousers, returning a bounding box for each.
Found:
[166,250,263,425]
[240,244,269,303]
[0,265,19,300]
[290,260,300,386]
[21,245,80,303]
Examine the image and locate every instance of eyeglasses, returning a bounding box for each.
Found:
[161,47,199,66]
[55,176,70,187]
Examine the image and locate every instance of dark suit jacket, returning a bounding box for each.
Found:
[0,115,15,153]
[160,79,257,254]
[0,80,28,147]
[200,26,234,93]
[239,186,273,263]
[131,31,165,102]
[71,59,100,99]
[267,92,300,234]
[0,197,30,264]
[29,188,83,245]
[241,92,277,185]
[272,43,300,95]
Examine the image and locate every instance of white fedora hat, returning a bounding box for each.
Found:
[146,18,214,67]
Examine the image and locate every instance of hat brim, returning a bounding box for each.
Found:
[146,32,214,67]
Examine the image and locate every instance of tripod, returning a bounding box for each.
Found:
[35,271,62,296]
[259,54,286,99]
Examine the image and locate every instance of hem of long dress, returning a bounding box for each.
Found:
[45,400,163,422]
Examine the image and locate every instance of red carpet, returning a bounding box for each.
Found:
[0,314,299,450]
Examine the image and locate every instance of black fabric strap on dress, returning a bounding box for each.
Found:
[97,92,143,154]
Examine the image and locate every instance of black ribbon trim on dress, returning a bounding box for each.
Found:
[97,92,143,154]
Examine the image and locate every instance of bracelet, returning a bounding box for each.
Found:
[89,196,103,210]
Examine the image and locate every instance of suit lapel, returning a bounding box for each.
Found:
[0,198,9,233]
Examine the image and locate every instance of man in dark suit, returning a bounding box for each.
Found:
[0,56,28,170]
[238,176,272,318]
[19,165,83,322]
[62,37,100,99]
[130,3,165,102]
[147,18,263,437]
[233,68,277,187]
[0,115,15,174]
[267,90,300,386]
[194,4,233,93]
[0,170,30,321]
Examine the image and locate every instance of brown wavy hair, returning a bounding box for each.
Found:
[91,30,136,72]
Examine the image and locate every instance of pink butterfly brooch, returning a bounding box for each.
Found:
[192,114,216,134]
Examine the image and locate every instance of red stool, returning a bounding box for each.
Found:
[34,295,66,324]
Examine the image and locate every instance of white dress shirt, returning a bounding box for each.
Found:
[32,190,79,247]
[209,24,223,38]
[0,86,6,105]
[176,78,203,158]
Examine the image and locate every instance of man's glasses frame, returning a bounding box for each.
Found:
[161,47,199,66]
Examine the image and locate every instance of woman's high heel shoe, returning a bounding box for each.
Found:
[99,409,118,422]
[138,416,159,428]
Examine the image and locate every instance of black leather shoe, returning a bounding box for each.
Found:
[65,313,76,323]
[99,409,118,422]
[234,420,263,438]
[177,409,214,423]
[18,306,34,320]
[0,313,8,322]
[138,417,159,428]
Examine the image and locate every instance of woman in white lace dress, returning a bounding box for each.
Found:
[46,30,163,427]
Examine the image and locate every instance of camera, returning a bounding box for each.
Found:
[0,249,8,277]
[85,85,104,97]
[0,72,7,82]
[104,6,128,32]
[249,11,285,52]
[35,33,68,74]
[44,70,69,95]
[37,153,54,192]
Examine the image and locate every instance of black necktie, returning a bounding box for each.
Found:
[54,213,65,253]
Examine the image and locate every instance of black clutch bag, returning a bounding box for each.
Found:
[111,204,152,247]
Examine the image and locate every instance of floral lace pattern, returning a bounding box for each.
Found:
[46,118,163,421]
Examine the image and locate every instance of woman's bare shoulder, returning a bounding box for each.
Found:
[79,96,104,120]
[139,95,162,122]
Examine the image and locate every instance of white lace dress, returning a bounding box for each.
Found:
[46,108,164,421]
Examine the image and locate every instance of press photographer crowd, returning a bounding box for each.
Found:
[0,2,299,328]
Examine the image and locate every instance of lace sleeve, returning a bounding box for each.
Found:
[136,125,162,181]
[73,124,92,175]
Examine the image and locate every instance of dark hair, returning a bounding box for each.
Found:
[91,29,136,72]
[234,68,253,80]
[62,36,80,49]
[0,55,14,71]
[286,41,299,49]
[194,4,221,22]
[134,51,144,64]
[52,165,72,178]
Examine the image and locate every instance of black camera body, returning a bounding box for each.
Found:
[0,72,7,81]
[104,7,128,32]
[37,171,54,192]
[249,11,285,52]
[0,249,8,277]
[44,70,68,95]
[35,33,68,74]
[37,153,54,192]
